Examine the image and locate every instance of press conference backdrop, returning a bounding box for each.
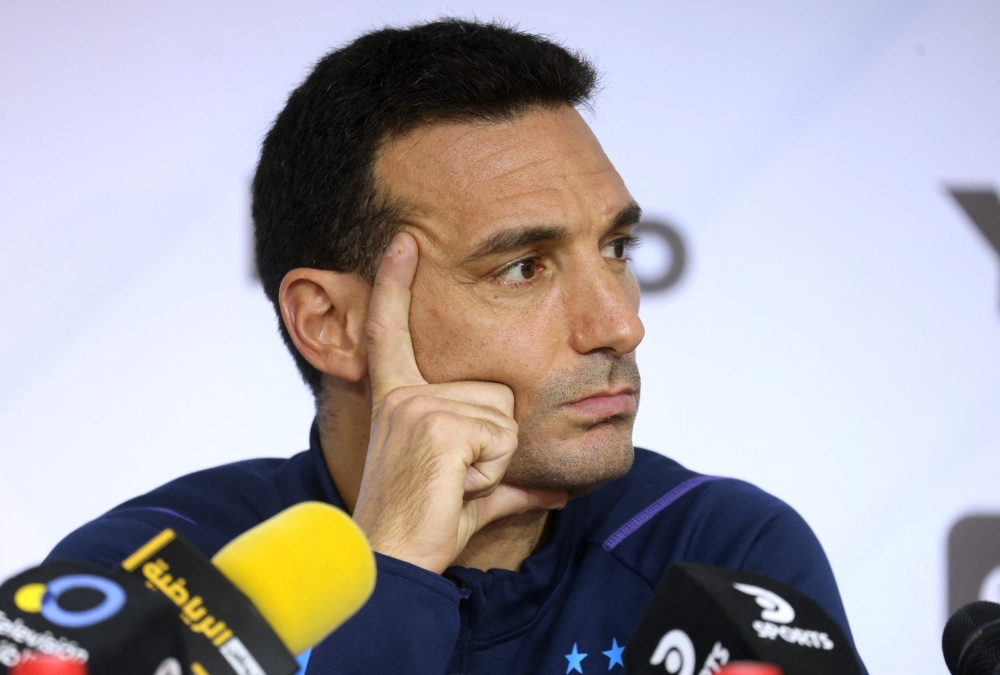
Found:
[1,1,997,672]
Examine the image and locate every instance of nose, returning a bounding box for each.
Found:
[565,259,645,356]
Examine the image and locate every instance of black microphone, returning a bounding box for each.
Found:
[0,560,187,675]
[942,600,1000,675]
[624,563,861,675]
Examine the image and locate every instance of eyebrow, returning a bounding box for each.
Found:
[464,201,643,263]
[609,201,643,234]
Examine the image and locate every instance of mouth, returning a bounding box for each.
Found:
[561,388,637,421]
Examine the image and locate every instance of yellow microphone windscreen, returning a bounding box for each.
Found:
[211,501,376,655]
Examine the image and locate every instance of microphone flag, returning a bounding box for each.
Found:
[121,529,298,675]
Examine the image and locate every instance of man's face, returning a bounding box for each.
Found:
[374,106,645,494]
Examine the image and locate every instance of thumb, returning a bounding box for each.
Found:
[471,483,569,531]
[366,232,426,408]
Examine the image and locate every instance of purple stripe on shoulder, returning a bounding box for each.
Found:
[143,507,197,525]
[602,475,725,552]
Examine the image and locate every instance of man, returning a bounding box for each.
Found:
[50,19,865,674]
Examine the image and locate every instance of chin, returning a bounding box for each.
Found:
[503,421,636,497]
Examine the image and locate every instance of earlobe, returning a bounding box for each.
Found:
[278,269,371,383]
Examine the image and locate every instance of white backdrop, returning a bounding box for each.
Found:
[2,1,998,673]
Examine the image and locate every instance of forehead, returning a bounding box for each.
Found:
[374,106,630,245]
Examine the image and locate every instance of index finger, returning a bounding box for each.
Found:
[366,232,426,406]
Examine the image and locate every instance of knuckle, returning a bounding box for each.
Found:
[417,409,459,438]
[499,425,519,450]
[382,385,423,410]
[394,392,433,419]
[489,414,518,439]
[491,383,515,411]
[482,418,517,447]
[500,415,519,434]
[381,386,408,410]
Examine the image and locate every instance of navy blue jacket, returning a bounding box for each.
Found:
[48,424,864,674]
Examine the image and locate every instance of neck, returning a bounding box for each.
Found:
[317,376,551,573]
[452,509,550,572]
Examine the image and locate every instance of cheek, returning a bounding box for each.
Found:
[408,286,563,411]
[409,301,493,381]
[621,268,641,311]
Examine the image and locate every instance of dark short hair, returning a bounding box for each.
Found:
[252,19,599,396]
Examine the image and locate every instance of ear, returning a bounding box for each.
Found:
[278,269,371,383]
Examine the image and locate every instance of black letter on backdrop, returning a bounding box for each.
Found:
[633,220,687,294]
[948,187,1000,309]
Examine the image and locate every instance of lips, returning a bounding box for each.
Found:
[561,391,637,420]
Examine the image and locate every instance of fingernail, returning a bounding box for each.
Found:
[385,238,401,259]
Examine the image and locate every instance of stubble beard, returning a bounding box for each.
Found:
[502,353,641,497]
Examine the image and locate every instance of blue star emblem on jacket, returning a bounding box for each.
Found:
[565,643,587,674]
[602,638,625,669]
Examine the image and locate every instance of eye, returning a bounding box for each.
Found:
[602,235,637,261]
[497,258,538,282]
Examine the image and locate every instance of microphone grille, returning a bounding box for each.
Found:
[943,601,1000,675]
[212,501,376,655]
